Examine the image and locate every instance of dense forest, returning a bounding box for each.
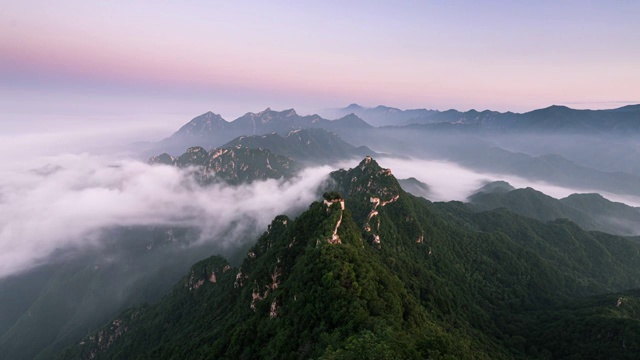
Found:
[56,157,640,359]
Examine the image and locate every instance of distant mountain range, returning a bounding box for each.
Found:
[356,128,640,198]
[141,104,640,202]
[320,104,439,127]
[155,104,640,158]
[322,103,640,133]
[155,108,371,155]
[144,104,640,200]
[468,181,640,236]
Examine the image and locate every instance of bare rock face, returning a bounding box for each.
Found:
[150,145,297,185]
[330,156,401,201]
[328,156,424,249]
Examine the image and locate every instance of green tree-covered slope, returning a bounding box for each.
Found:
[59,157,640,359]
[468,181,640,236]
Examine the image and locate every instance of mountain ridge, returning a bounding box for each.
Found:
[221,128,377,164]
[155,108,373,155]
[149,145,297,185]
[468,181,640,236]
[59,156,640,359]
[323,103,640,132]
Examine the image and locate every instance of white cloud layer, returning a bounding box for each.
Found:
[2,152,638,280]
[374,157,640,207]
[0,154,331,279]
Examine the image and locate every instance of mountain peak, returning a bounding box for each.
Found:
[249,108,273,118]
[564,192,606,202]
[220,128,377,165]
[334,113,373,127]
[339,112,361,119]
[326,157,426,249]
[360,155,377,168]
[176,146,209,167]
[330,156,401,201]
[200,110,222,117]
[473,180,515,195]
[173,111,228,137]
[192,111,226,123]
[345,103,363,110]
[148,153,176,166]
[155,145,297,184]
[538,105,573,113]
[246,108,299,124]
[374,105,401,112]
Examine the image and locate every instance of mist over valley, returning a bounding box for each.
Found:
[2,2,640,358]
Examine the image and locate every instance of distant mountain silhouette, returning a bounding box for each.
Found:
[323,103,640,133]
[155,108,372,155]
[320,103,438,126]
[469,181,640,236]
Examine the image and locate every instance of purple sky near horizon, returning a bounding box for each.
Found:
[1,0,639,133]
[3,2,640,276]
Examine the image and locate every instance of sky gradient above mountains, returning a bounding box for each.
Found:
[2,0,640,124]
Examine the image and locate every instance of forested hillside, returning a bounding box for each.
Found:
[59,158,640,359]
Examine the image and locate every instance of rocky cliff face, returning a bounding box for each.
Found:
[222,127,376,164]
[150,145,297,185]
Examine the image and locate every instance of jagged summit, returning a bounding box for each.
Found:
[327,156,423,248]
[149,145,296,185]
[242,108,298,122]
[175,111,228,137]
[157,107,374,156]
[221,128,377,164]
[177,146,209,166]
[196,111,226,120]
[330,156,401,200]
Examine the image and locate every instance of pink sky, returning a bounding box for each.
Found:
[1,1,639,121]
